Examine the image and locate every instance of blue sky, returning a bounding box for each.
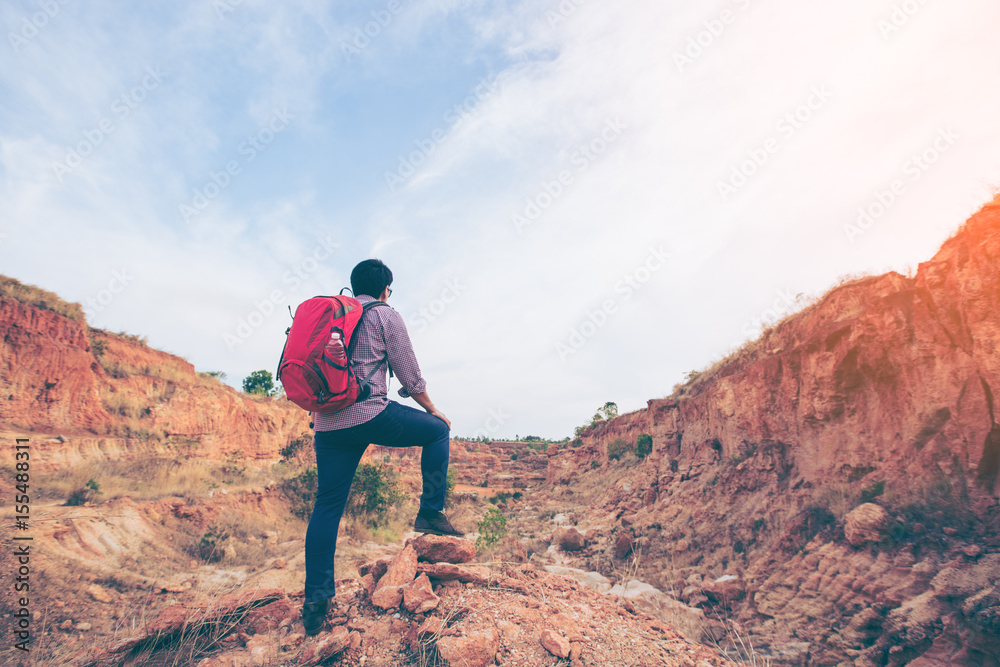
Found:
[3,0,1000,439]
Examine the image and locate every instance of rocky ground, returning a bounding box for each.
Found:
[4,529,729,667]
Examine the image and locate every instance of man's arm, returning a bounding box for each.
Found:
[380,309,450,429]
[410,391,451,430]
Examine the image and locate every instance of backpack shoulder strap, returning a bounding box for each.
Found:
[348,300,394,378]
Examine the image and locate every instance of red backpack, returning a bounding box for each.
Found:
[276,295,389,413]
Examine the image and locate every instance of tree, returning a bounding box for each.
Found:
[599,401,619,420]
[243,370,275,396]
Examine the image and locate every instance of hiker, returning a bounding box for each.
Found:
[302,258,461,636]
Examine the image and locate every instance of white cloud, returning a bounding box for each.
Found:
[2,0,1000,438]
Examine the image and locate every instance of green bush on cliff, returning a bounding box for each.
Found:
[607,438,630,461]
[242,369,276,396]
[635,433,653,459]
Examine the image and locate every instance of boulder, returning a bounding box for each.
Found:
[553,526,586,552]
[407,534,476,564]
[844,503,890,546]
[371,545,418,610]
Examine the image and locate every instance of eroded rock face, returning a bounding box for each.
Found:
[0,294,311,470]
[844,503,891,546]
[538,197,1000,664]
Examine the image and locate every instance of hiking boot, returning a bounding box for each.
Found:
[414,509,464,537]
[302,599,328,636]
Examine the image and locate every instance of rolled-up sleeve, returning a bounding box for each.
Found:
[381,310,427,398]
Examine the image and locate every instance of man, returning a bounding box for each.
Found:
[302,258,461,636]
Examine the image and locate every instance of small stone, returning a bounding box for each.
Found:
[540,628,571,658]
[299,626,350,665]
[553,527,586,552]
[272,558,287,570]
[962,544,982,559]
[569,642,583,661]
[76,622,92,632]
[613,533,634,559]
[402,573,440,613]
[59,620,74,630]
[87,584,113,604]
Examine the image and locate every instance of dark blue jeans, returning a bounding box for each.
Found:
[303,400,450,603]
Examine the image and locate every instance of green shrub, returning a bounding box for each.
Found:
[65,479,101,506]
[344,463,403,528]
[475,507,508,551]
[196,525,231,562]
[279,436,310,462]
[282,467,318,519]
[860,480,886,503]
[607,438,630,461]
[444,468,457,508]
[635,433,653,459]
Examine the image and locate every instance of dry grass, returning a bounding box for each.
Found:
[0,273,85,320]
[195,506,305,566]
[37,457,284,504]
[102,392,152,420]
[98,358,192,383]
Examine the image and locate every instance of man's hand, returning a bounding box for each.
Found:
[428,408,451,430]
[411,391,451,430]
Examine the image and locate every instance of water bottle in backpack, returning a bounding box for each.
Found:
[326,331,346,362]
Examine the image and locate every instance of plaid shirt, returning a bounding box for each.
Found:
[313,294,427,431]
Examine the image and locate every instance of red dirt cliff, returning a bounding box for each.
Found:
[0,286,310,470]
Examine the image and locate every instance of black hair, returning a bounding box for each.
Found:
[350,259,393,298]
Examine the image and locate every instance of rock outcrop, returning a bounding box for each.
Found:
[539,195,1000,665]
[69,537,728,667]
[0,279,311,470]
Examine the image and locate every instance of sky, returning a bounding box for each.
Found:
[2,0,1000,440]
